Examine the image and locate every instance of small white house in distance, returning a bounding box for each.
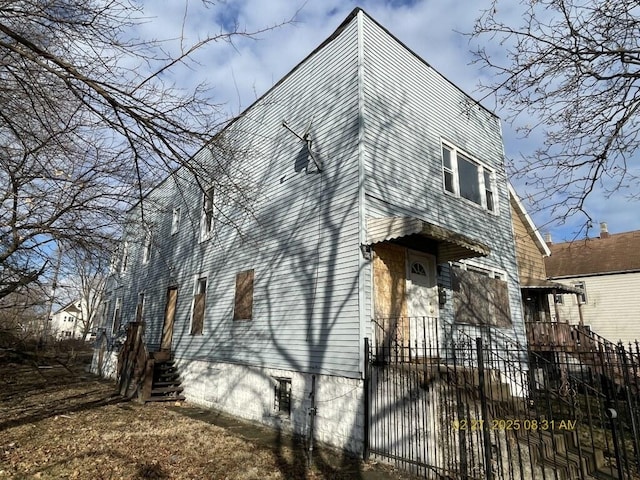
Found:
[50,301,83,340]
[545,224,640,345]
[93,8,524,456]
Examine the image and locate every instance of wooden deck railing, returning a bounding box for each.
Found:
[526,321,575,349]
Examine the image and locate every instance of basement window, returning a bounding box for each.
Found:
[274,377,292,416]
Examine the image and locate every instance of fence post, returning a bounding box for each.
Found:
[476,337,493,480]
[452,346,468,478]
[363,337,370,461]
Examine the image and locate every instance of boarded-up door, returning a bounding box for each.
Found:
[161,287,178,351]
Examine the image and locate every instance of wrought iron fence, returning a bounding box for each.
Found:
[365,317,640,479]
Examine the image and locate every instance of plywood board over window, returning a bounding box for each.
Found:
[233,269,254,321]
[191,277,206,335]
[452,268,511,327]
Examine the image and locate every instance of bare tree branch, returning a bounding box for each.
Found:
[470,0,640,226]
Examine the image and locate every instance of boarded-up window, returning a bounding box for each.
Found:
[233,269,254,321]
[451,268,511,327]
[191,277,206,335]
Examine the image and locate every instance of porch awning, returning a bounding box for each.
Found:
[519,277,583,294]
[366,217,490,263]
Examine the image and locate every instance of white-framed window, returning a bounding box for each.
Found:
[441,142,497,213]
[573,281,587,304]
[191,276,207,335]
[171,207,181,235]
[136,292,145,322]
[554,293,564,305]
[120,241,129,273]
[142,231,152,264]
[112,297,122,334]
[100,299,111,329]
[200,187,214,240]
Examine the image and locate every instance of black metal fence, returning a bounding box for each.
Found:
[364,317,640,479]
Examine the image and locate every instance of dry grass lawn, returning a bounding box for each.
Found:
[0,349,406,480]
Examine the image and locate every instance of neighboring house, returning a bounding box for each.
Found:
[93,8,525,456]
[509,185,581,325]
[545,224,640,345]
[50,301,83,340]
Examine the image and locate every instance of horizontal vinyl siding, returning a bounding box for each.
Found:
[511,204,546,280]
[554,273,640,345]
[360,14,525,344]
[106,18,363,378]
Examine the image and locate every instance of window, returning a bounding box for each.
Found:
[142,232,152,264]
[136,292,145,322]
[171,207,181,234]
[98,300,110,329]
[441,143,497,213]
[274,377,292,415]
[451,264,511,327]
[574,282,587,304]
[233,269,255,321]
[191,277,207,335]
[200,187,214,239]
[112,298,122,334]
[411,262,427,276]
[120,242,129,273]
[554,294,564,305]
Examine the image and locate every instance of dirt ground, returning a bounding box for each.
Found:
[0,349,411,480]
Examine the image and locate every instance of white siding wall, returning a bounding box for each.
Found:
[553,273,640,345]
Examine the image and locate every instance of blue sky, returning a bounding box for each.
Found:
[139,0,640,242]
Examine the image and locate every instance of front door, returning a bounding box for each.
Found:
[406,251,438,355]
[160,287,178,351]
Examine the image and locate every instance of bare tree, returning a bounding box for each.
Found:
[471,0,640,228]
[56,249,109,340]
[0,1,291,302]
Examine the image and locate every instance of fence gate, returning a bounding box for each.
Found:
[364,318,640,480]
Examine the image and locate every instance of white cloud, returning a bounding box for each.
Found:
[137,0,640,239]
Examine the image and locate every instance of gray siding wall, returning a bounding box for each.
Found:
[105,19,363,378]
[360,14,525,343]
[98,10,527,382]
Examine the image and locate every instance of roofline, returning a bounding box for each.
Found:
[508,183,551,256]
[126,7,499,215]
[549,269,640,280]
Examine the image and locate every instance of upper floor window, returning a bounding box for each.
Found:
[120,242,129,273]
[142,231,152,264]
[171,207,181,234]
[200,187,214,240]
[441,143,497,213]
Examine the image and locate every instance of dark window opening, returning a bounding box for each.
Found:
[274,377,292,415]
[191,277,207,335]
